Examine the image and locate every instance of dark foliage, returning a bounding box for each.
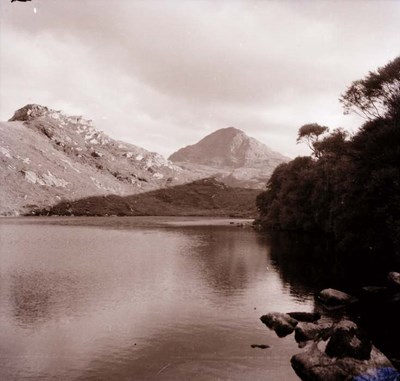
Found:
[257,57,400,260]
[339,56,400,120]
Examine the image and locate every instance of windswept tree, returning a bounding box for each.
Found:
[339,56,400,120]
[296,123,329,158]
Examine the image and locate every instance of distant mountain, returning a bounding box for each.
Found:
[0,104,196,215]
[169,127,289,188]
[32,178,259,218]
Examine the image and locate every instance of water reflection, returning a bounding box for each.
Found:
[11,272,55,326]
[0,217,313,381]
[170,226,269,297]
[10,271,86,327]
[265,231,393,294]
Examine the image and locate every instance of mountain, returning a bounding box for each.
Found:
[169,127,289,188]
[0,104,196,215]
[0,105,287,216]
[32,178,259,218]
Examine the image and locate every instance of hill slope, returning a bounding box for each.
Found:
[169,127,289,188]
[33,178,259,218]
[0,104,195,215]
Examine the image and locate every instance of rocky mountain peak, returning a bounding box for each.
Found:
[212,126,245,136]
[169,127,288,168]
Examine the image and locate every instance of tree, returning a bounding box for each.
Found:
[339,56,400,120]
[257,156,319,231]
[296,123,329,158]
[258,57,400,260]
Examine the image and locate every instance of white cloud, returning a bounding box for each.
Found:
[1,0,399,158]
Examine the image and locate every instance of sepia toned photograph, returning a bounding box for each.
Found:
[0,1,399,380]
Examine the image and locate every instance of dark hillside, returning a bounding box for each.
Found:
[33,178,259,218]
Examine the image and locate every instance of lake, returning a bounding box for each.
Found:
[0,217,353,380]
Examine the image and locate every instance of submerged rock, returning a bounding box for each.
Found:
[260,312,298,337]
[250,344,270,349]
[318,288,358,307]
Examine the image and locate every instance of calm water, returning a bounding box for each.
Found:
[0,217,319,381]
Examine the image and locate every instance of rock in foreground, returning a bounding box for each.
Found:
[260,312,298,337]
[318,288,358,307]
[291,344,396,381]
[295,321,334,343]
[325,320,372,361]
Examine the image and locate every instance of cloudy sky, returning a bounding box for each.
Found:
[1,0,399,158]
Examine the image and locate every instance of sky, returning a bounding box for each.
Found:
[1,0,399,158]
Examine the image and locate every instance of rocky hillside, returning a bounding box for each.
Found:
[32,178,260,218]
[169,127,289,188]
[0,105,288,216]
[0,104,196,216]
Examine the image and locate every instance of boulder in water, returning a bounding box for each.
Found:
[260,312,298,337]
[318,288,358,307]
